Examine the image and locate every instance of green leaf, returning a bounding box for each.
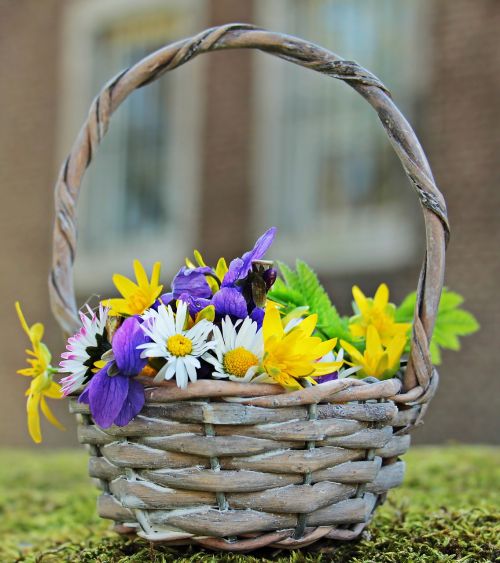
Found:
[276,261,301,291]
[395,287,479,364]
[395,292,416,322]
[268,260,354,343]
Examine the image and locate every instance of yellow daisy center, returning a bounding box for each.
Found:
[167,334,193,357]
[223,347,258,378]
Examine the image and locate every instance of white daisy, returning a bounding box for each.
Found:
[59,304,109,395]
[138,301,214,389]
[204,316,263,383]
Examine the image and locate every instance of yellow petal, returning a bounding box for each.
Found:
[27,393,42,443]
[102,298,132,316]
[374,352,389,378]
[195,305,215,324]
[44,381,63,399]
[151,261,162,288]
[263,302,284,342]
[193,250,206,267]
[387,334,407,368]
[112,274,138,298]
[352,286,370,317]
[215,257,228,281]
[340,340,364,365]
[366,325,383,358]
[185,257,196,269]
[15,301,31,339]
[313,361,343,376]
[294,314,317,338]
[17,368,36,377]
[349,322,365,338]
[133,260,149,288]
[374,283,389,309]
[40,397,65,431]
[39,342,52,366]
[30,323,44,343]
[311,338,338,359]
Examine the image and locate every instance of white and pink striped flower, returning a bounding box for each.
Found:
[59,305,109,396]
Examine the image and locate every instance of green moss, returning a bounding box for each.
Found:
[0,446,498,562]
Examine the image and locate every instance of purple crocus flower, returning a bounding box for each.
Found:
[222,227,277,287]
[78,317,150,428]
[208,227,277,320]
[212,287,248,318]
[177,293,212,316]
[250,307,265,328]
[172,266,212,300]
[314,372,339,384]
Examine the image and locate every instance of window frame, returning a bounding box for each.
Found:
[252,0,431,275]
[57,0,208,295]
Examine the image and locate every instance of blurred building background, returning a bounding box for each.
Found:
[0,0,498,447]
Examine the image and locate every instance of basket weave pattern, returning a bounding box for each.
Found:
[50,24,449,550]
[72,377,416,549]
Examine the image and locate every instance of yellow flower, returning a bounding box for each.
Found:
[15,302,64,443]
[341,325,406,380]
[349,284,411,346]
[103,260,163,316]
[186,250,228,294]
[25,372,65,443]
[261,301,342,390]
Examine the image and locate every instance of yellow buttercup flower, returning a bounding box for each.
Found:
[349,284,411,346]
[103,260,163,316]
[15,302,64,443]
[261,301,342,390]
[341,325,406,380]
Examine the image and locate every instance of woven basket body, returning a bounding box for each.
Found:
[50,24,449,551]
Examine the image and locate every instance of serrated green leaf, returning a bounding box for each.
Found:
[395,287,479,364]
[439,290,464,311]
[269,260,354,343]
[395,292,416,322]
[437,309,480,335]
[276,261,301,291]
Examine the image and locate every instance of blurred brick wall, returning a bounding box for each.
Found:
[0,0,71,447]
[413,0,500,444]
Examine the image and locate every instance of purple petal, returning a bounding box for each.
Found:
[315,372,339,384]
[222,227,277,286]
[78,386,90,404]
[113,377,145,427]
[151,292,173,310]
[212,287,248,318]
[250,307,265,328]
[177,293,212,316]
[172,266,212,299]
[88,367,129,428]
[112,317,150,376]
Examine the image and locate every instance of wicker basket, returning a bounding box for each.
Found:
[49,24,449,551]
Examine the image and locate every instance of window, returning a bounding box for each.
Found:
[254,0,428,273]
[59,0,207,294]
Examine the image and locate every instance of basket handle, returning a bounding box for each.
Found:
[50,23,449,396]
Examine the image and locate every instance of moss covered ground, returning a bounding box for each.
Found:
[0,446,498,562]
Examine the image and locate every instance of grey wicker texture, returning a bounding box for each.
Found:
[51,24,449,550]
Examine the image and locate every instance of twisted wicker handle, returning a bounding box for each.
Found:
[50,24,449,396]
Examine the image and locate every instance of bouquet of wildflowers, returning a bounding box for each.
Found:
[16,227,478,442]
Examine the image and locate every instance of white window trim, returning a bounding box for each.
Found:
[252,0,430,275]
[57,0,208,295]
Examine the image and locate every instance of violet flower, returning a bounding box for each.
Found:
[222,227,277,288]
[79,317,150,428]
[172,266,212,300]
